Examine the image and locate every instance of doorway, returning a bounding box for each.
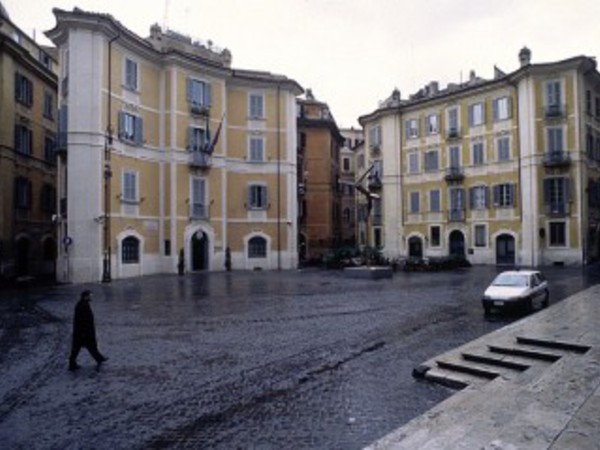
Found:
[449,230,465,257]
[408,236,423,258]
[496,234,515,266]
[191,231,209,271]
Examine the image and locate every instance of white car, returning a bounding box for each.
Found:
[482,270,549,315]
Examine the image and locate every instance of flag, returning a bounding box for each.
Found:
[204,114,224,154]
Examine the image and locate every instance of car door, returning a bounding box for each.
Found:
[531,274,543,305]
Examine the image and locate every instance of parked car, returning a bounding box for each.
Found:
[482,270,549,315]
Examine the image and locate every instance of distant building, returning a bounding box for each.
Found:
[339,127,363,247]
[359,49,600,266]
[296,89,344,262]
[46,8,302,283]
[0,3,58,283]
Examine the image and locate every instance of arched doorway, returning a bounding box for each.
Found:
[15,237,31,277]
[449,230,465,257]
[408,236,423,258]
[191,231,209,271]
[496,234,515,266]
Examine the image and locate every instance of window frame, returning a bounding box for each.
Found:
[497,136,511,161]
[424,149,439,172]
[410,191,420,214]
[474,224,487,247]
[122,170,138,204]
[248,184,268,210]
[248,236,267,258]
[548,221,567,247]
[408,151,420,174]
[429,189,441,212]
[121,236,140,264]
[249,136,265,162]
[249,92,265,119]
[123,57,139,91]
[472,141,485,166]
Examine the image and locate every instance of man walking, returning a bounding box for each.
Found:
[68,290,108,371]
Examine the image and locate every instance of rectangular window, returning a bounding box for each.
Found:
[429,189,440,212]
[546,81,561,107]
[469,185,488,210]
[547,128,564,153]
[493,97,512,121]
[14,124,33,155]
[430,226,441,247]
[122,171,137,203]
[410,192,420,213]
[44,135,56,162]
[497,137,510,161]
[449,187,465,210]
[187,78,212,110]
[406,118,419,139]
[188,126,207,152]
[424,150,439,172]
[15,72,33,107]
[549,222,566,246]
[43,92,54,119]
[408,151,419,173]
[342,157,350,172]
[124,58,138,91]
[119,112,144,145]
[427,114,439,135]
[474,224,487,247]
[493,183,515,207]
[191,177,207,218]
[369,125,382,148]
[472,142,484,165]
[249,137,264,161]
[469,102,485,127]
[447,108,459,135]
[249,93,264,118]
[14,177,32,210]
[449,146,461,168]
[248,184,268,210]
[543,177,570,215]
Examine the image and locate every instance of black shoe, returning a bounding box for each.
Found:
[98,356,108,363]
[68,363,80,372]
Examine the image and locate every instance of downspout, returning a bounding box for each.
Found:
[276,84,281,270]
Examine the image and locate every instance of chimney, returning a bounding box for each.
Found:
[519,47,531,67]
[428,81,439,95]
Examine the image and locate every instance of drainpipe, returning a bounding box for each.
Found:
[102,32,120,283]
[276,84,282,270]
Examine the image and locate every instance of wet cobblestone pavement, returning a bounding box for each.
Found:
[0,265,598,449]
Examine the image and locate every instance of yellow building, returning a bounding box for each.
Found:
[359,48,600,267]
[0,4,58,283]
[46,8,302,283]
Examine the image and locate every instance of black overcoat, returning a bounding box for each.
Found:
[72,299,97,347]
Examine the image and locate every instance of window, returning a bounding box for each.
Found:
[406,118,419,139]
[122,236,140,264]
[546,81,561,108]
[430,226,441,247]
[248,236,267,258]
[15,72,33,106]
[119,112,143,145]
[14,124,33,155]
[343,157,350,172]
[470,186,489,209]
[447,108,459,135]
[408,151,419,173]
[249,137,265,161]
[248,184,268,210]
[249,93,264,118]
[424,150,439,172]
[474,224,487,247]
[187,78,211,111]
[449,187,465,211]
[40,184,56,213]
[469,102,485,126]
[374,228,383,249]
[493,97,512,121]
[188,126,207,152]
[410,192,420,213]
[586,90,592,114]
[543,177,570,215]
[497,137,510,161]
[449,146,461,168]
[124,58,138,91]
[44,135,56,162]
[369,125,382,148]
[426,114,439,135]
[493,183,516,207]
[43,92,54,119]
[191,177,207,218]
[14,177,32,210]
[547,128,564,153]
[549,222,566,247]
[122,171,138,203]
[472,142,484,165]
[39,50,53,71]
[429,189,440,212]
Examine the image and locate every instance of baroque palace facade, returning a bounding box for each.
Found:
[359,48,600,267]
[46,8,302,283]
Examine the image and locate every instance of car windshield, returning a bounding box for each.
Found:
[492,273,528,287]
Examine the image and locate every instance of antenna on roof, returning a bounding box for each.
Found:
[163,0,171,30]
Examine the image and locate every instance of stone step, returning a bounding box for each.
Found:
[515,336,591,354]
[488,344,562,362]
[422,367,486,390]
[460,352,531,371]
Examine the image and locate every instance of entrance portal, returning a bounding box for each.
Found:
[449,230,465,257]
[408,236,423,258]
[191,231,209,271]
[496,234,515,266]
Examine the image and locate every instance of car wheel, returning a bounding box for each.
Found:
[484,305,491,316]
[542,290,550,308]
[524,297,533,313]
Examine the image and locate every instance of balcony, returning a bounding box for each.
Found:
[190,203,210,220]
[189,151,212,168]
[446,128,461,140]
[368,174,383,191]
[543,151,571,168]
[190,103,210,116]
[545,202,570,217]
[447,208,466,222]
[444,166,465,182]
[545,104,565,118]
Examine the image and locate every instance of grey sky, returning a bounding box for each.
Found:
[4,0,600,127]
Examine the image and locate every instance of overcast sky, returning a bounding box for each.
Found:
[4,0,600,128]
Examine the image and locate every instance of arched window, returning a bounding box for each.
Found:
[122,236,140,264]
[248,236,267,258]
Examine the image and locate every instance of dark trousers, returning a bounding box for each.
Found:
[69,341,105,366]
